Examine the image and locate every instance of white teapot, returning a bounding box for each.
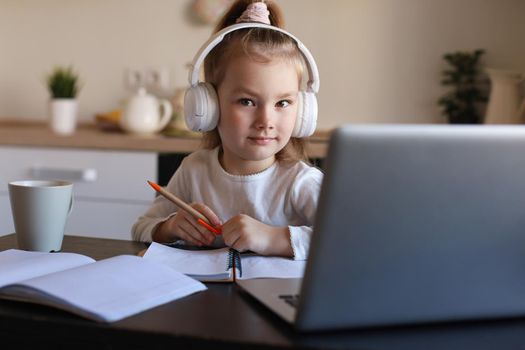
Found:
[120,88,172,134]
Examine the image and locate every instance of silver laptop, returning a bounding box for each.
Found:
[237,124,525,331]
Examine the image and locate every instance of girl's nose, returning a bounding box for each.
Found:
[255,106,274,129]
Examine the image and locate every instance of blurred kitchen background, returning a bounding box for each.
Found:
[1,0,524,129]
[1,0,525,239]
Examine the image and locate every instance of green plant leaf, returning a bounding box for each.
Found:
[438,49,487,124]
[46,66,80,98]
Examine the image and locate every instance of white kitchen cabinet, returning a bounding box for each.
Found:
[0,146,156,240]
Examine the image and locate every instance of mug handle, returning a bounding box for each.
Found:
[68,194,74,216]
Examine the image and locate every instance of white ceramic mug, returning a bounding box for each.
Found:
[8,180,73,252]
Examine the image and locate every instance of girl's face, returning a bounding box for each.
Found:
[216,54,300,175]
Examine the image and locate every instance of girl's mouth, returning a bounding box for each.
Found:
[248,137,276,145]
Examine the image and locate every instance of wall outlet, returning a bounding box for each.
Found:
[123,66,171,96]
[124,68,143,91]
[144,66,171,93]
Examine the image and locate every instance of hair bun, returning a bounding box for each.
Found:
[235,1,271,25]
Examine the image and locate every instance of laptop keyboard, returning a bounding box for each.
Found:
[279,294,300,308]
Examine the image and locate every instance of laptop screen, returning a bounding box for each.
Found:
[296,125,525,330]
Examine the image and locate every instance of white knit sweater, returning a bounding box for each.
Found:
[132,147,323,260]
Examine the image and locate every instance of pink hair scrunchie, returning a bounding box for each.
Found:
[236,1,271,25]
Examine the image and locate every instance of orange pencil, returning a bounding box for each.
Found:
[147,180,222,235]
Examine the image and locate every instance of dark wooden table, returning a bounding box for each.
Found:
[2,234,525,350]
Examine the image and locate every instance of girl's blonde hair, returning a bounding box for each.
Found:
[201,0,309,164]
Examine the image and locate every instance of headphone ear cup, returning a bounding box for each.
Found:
[184,82,220,132]
[292,91,318,138]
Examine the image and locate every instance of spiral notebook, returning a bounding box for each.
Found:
[143,242,306,282]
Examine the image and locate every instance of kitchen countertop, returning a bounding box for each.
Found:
[0,120,329,158]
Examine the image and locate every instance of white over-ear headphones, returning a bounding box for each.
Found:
[184,22,320,138]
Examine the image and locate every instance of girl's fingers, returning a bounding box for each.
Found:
[222,226,245,252]
[177,216,208,246]
[229,235,248,252]
[177,225,203,246]
[179,210,214,241]
[192,203,222,227]
[187,216,216,244]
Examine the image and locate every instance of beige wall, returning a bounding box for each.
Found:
[1,0,524,130]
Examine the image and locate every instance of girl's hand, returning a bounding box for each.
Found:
[221,214,293,257]
[153,203,221,246]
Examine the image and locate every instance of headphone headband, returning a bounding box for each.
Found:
[187,22,320,93]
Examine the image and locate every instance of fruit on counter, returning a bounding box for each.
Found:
[95,109,122,131]
[95,109,122,123]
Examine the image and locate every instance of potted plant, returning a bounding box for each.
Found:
[438,49,488,124]
[46,66,81,134]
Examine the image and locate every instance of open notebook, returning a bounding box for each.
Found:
[0,249,206,322]
[143,242,306,282]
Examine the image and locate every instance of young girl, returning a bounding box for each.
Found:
[132,0,322,260]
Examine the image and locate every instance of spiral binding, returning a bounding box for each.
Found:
[227,248,242,279]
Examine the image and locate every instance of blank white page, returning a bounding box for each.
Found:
[143,242,231,278]
[0,249,94,287]
[239,255,306,280]
[144,242,306,280]
[5,255,206,322]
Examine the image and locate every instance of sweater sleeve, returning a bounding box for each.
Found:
[288,166,323,260]
[131,159,190,242]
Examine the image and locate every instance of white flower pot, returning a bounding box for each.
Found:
[49,99,78,135]
[485,69,525,124]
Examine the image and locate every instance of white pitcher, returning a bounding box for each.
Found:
[120,88,172,134]
[485,68,525,124]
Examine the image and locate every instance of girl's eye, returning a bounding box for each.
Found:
[276,100,291,108]
[238,98,255,107]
